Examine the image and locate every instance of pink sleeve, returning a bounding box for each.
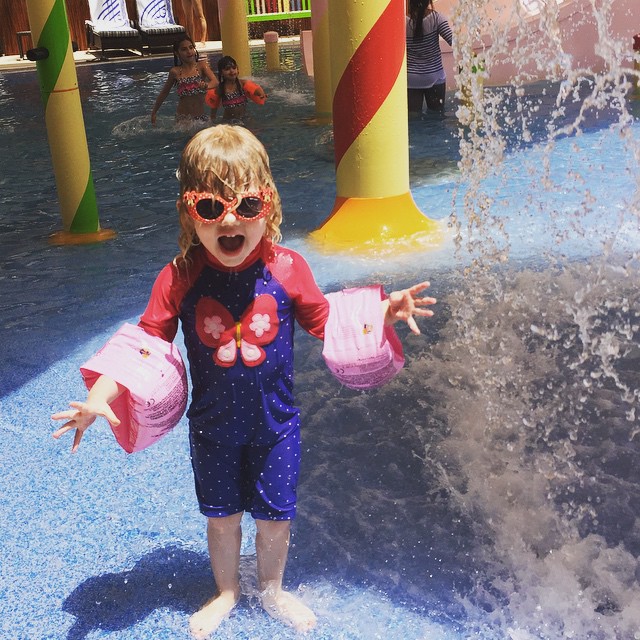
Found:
[138,261,189,342]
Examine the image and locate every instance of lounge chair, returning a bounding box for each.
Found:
[86,0,142,59]
[135,0,186,52]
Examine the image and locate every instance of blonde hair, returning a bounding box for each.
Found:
[176,124,283,260]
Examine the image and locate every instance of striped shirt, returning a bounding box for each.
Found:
[406,11,453,89]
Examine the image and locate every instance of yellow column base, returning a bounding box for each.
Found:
[49,229,117,246]
[310,193,447,253]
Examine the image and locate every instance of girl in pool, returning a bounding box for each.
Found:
[206,55,267,121]
[51,125,436,638]
[151,36,218,125]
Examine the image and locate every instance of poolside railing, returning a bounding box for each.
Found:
[246,0,311,22]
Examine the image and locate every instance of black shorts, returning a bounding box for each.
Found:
[408,82,446,113]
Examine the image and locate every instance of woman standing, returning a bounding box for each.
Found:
[180,0,208,46]
[406,0,453,115]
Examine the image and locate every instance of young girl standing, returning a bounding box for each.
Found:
[151,36,218,125]
[206,55,267,121]
[52,125,436,638]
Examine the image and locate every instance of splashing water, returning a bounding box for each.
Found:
[404,0,640,637]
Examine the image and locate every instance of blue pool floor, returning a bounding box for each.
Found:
[0,53,467,639]
[1,313,470,640]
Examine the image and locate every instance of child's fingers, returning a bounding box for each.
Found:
[67,400,120,427]
[52,403,94,441]
[71,430,84,453]
[51,418,89,451]
[407,316,421,335]
[408,281,431,296]
[52,423,75,439]
[414,296,437,306]
[51,409,78,421]
[68,401,88,411]
[102,406,121,427]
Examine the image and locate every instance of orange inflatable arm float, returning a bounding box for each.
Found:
[205,88,221,109]
[243,80,267,105]
[205,81,266,109]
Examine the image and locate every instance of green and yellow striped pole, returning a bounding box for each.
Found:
[25,0,115,245]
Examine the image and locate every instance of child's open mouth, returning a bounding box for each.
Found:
[218,235,245,254]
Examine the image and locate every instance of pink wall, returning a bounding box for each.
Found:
[435,0,638,87]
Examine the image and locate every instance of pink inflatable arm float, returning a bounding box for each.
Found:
[80,323,188,453]
[322,286,404,390]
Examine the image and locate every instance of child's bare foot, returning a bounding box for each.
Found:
[189,590,239,639]
[260,588,317,632]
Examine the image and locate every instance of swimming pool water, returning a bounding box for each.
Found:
[1,47,639,640]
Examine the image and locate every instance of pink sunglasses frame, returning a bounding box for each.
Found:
[182,187,273,224]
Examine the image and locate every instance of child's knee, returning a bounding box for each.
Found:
[207,512,242,536]
[256,518,291,541]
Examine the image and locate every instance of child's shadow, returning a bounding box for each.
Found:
[63,546,210,639]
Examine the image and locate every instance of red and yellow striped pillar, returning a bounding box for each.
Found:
[217,0,252,76]
[25,0,115,245]
[311,0,443,251]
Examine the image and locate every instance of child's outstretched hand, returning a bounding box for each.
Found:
[51,376,121,453]
[52,399,120,453]
[384,281,436,335]
[52,376,122,452]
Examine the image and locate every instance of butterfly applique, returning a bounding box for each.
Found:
[195,294,280,367]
